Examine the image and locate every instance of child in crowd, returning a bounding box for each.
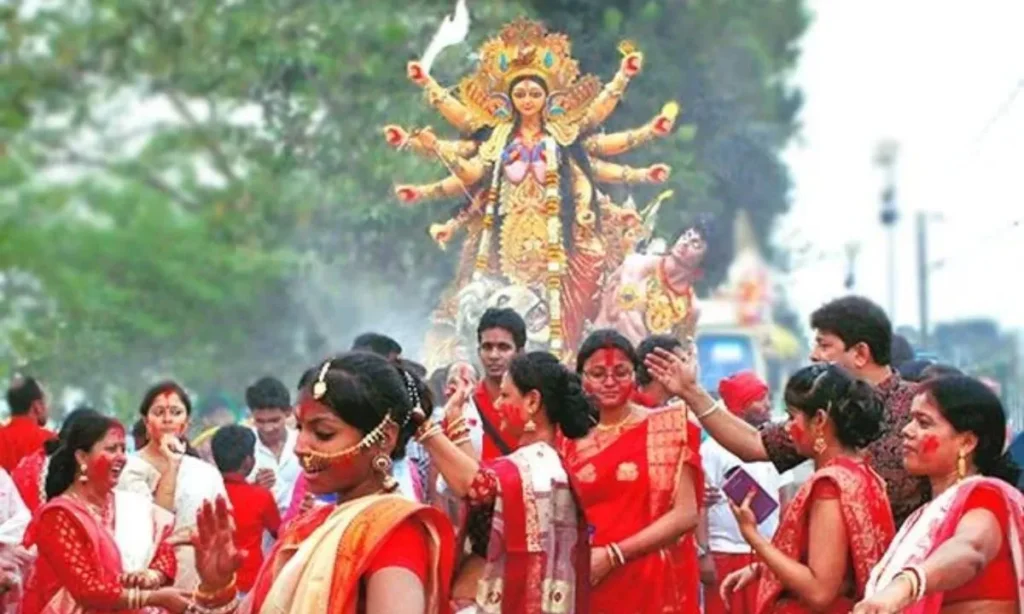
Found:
[211,425,281,594]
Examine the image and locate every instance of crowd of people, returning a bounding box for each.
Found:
[0,294,1020,613]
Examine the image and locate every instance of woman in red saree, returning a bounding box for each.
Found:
[187,352,455,614]
[415,351,595,614]
[564,329,701,614]
[856,375,1023,613]
[707,363,895,613]
[21,409,185,613]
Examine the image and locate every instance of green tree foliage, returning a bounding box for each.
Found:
[0,0,806,417]
[533,0,808,288]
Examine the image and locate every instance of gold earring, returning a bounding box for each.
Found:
[813,436,827,455]
[78,463,88,483]
[957,449,967,480]
[372,453,398,493]
[523,409,537,433]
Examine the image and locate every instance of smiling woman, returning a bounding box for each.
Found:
[188,352,455,614]
[21,409,185,613]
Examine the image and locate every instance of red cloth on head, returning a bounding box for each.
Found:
[718,372,768,415]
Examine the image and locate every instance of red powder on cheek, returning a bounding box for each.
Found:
[87,455,114,483]
[921,435,940,455]
[788,422,805,445]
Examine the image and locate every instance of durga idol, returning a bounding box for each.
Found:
[385,18,678,360]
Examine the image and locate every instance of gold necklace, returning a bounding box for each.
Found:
[596,409,636,432]
[67,490,113,527]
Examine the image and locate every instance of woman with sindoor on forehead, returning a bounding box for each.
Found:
[188,352,455,613]
[116,381,226,591]
[417,350,596,613]
[854,375,1023,614]
[646,356,897,613]
[560,329,702,614]
[22,409,187,613]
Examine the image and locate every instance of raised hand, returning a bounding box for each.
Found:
[652,102,679,136]
[643,346,698,398]
[383,125,408,148]
[407,60,429,86]
[429,221,456,249]
[444,376,472,424]
[727,489,759,538]
[621,51,644,78]
[192,497,243,592]
[647,163,671,183]
[157,433,185,460]
[395,185,422,205]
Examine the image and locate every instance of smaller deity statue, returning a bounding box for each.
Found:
[593,217,711,346]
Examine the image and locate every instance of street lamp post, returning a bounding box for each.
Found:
[874,141,900,319]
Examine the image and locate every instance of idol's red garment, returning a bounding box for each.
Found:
[223,474,281,592]
[0,416,53,473]
[943,484,1017,604]
[21,500,176,613]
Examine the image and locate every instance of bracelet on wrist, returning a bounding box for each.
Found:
[695,400,723,421]
[194,574,237,608]
[605,542,627,568]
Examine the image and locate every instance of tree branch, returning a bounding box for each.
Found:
[163,90,240,185]
[52,148,201,210]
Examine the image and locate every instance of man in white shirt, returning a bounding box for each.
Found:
[245,376,300,515]
[700,372,791,614]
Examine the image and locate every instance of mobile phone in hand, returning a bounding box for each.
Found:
[721,466,778,525]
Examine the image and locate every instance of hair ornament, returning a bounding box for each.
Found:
[312,361,331,400]
[400,369,426,424]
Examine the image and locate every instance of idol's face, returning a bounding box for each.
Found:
[510,79,547,118]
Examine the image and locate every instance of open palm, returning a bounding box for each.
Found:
[192,497,243,590]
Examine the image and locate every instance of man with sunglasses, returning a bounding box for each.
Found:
[646,295,928,527]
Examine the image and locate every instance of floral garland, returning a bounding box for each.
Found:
[543,136,565,353]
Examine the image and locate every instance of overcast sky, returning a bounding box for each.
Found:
[779,0,1024,334]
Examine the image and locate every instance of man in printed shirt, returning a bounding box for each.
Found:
[656,295,929,527]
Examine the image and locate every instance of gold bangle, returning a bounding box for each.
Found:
[607,542,627,567]
[695,400,723,421]
[194,573,237,607]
